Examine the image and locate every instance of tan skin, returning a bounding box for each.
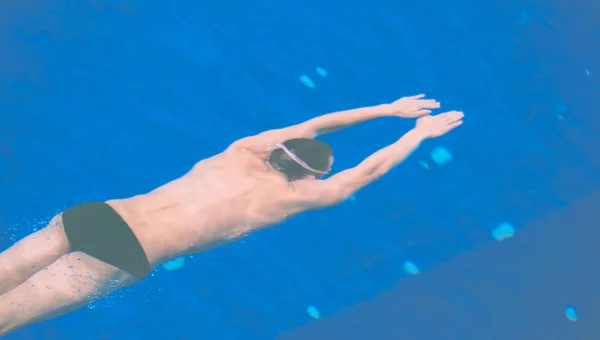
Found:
[0,95,463,335]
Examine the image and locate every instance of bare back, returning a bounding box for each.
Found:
[106,148,310,269]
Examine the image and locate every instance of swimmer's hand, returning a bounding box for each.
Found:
[415,110,464,138]
[388,94,441,118]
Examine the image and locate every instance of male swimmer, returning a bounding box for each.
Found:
[0,95,463,335]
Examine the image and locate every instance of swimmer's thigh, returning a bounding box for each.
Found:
[0,215,70,293]
[2,251,137,327]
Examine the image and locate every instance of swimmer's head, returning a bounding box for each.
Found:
[267,138,334,181]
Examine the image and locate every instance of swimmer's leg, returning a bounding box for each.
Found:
[0,215,71,295]
[0,251,136,336]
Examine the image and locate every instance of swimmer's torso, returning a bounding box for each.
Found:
[106,148,304,269]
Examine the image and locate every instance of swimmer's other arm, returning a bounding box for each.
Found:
[301,94,438,136]
[231,104,394,151]
[232,95,438,152]
[294,94,438,137]
[312,128,426,205]
[300,104,397,136]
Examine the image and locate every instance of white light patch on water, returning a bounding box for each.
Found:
[162,257,186,271]
[431,147,452,165]
[491,223,515,241]
[307,305,321,319]
[565,305,578,321]
[316,67,328,77]
[403,261,420,275]
[300,75,315,88]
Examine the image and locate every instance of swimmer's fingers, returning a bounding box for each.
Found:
[447,120,463,130]
[438,111,464,132]
[437,110,464,122]
[391,94,440,117]
[447,110,464,121]
[413,103,440,117]
[417,99,441,110]
[436,120,463,136]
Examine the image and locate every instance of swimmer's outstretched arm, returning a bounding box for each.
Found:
[231,95,440,151]
[300,94,440,136]
[304,111,464,205]
[325,128,427,200]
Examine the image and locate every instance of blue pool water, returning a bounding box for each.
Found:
[1,0,599,339]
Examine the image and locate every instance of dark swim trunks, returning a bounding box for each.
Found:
[62,202,151,280]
